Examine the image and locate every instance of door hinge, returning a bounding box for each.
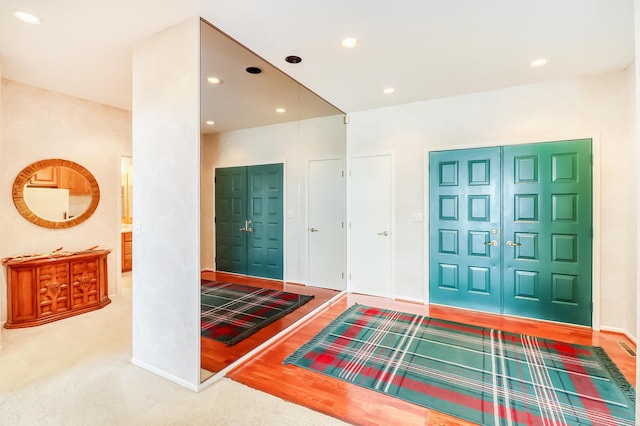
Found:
[341,272,344,279]
[342,221,345,229]
[214,217,217,223]
[214,177,216,183]
[341,170,345,178]
[343,115,350,125]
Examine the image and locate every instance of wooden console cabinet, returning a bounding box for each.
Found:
[3,249,111,329]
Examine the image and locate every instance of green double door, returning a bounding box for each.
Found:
[215,163,283,280]
[429,139,592,326]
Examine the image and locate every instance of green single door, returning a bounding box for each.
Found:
[246,164,284,279]
[503,139,592,326]
[215,167,248,275]
[429,147,502,313]
[215,164,284,280]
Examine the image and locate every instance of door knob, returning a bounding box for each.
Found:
[377,231,389,236]
[506,241,521,247]
[484,240,497,246]
[309,227,319,232]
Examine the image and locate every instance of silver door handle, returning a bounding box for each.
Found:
[239,227,246,232]
[484,240,497,246]
[377,231,389,236]
[309,227,319,232]
[506,241,521,247]
[246,219,253,233]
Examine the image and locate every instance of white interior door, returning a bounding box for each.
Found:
[308,159,346,290]
[349,155,392,297]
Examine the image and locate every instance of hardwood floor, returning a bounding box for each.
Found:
[200,271,340,373]
[227,292,637,426]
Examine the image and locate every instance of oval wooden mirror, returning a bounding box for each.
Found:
[12,159,100,229]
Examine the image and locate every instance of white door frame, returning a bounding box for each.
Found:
[347,153,395,298]
[306,157,346,289]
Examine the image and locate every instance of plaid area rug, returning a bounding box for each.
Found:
[201,280,314,346]
[285,304,636,425]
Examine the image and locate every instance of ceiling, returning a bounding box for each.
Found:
[0,0,634,114]
[200,20,343,134]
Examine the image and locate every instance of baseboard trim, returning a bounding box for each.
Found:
[600,326,637,344]
[394,296,425,305]
[131,357,199,392]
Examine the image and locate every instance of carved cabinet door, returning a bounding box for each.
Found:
[37,263,70,318]
[71,259,100,309]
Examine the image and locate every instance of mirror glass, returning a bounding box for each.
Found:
[199,19,346,379]
[12,159,100,229]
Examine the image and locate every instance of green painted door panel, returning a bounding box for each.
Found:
[215,164,284,280]
[503,139,592,326]
[429,139,593,327]
[215,167,248,275]
[429,147,502,313]
[247,164,284,279]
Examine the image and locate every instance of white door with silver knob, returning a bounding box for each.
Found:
[349,154,392,297]
[308,159,346,290]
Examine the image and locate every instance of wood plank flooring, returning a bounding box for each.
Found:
[200,271,339,373]
[227,290,637,426]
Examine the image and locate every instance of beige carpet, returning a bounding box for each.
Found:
[0,273,346,425]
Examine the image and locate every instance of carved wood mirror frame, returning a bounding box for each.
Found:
[12,159,100,229]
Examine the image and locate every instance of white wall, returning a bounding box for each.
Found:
[348,68,636,335]
[0,59,3,349]
[201,114,345,284]
[0,79,131,325]
[131,18,201,390]
[634,0,639,418]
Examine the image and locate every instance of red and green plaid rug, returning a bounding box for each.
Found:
[201,280,314,346]
[285,304,635,425]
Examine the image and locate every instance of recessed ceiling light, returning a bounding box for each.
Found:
[341,38,359,49]
[285,55,302,64]
[383,87,395,94]
[206,76,223,85]
[14,10,40,25]
[275,108,286,113]
[246,66,262,74]
[530,58,547,68]
[205,120,215,126]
